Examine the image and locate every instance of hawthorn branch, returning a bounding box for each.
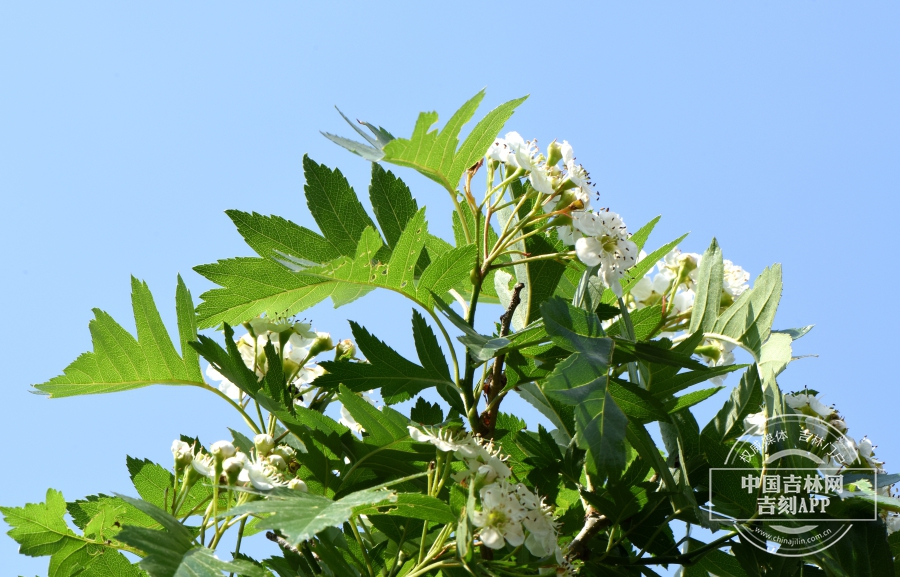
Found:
[480,282,524,437]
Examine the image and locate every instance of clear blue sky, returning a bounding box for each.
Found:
[2,2,898,572]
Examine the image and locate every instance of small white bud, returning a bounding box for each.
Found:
[210,440,236,460]
[267,454,288,471]
[223,456,244,484]
[309,332,335,357]
[171,440,192,468]
[288,478,308,492]
[272,445,296,461]
[254,434,275,456]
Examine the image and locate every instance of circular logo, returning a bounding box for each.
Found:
[707,413,878,556]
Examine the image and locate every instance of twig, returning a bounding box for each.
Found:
[266,531,301,556]
[480,283,524,437]
[566,511,610,561]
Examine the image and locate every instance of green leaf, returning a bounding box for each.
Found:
[772,325,814,340]
[689,238,725,335]
[630,215,661,251]
[649,363,747,397]
[517,382,574,443]
[701,365,764,445]
[225,487,396,546]
[337,384,408,445]
[410,397,444,425]
[385,208,427,295]
[416,244,478,309]
[355,493,455,523]
[602,233,689,304]
[321,105,395,162]
[666,386,725,414]
[540,297,611,364]
[606,304,662,341]
[226,210,341,265]
[381,91,528,194]
[368,163,419,250]
[115,495,266,577]
[127,457,210,517]
[713,265,783,358]
[1,489,138,577]
[683,539,748,577]
[194,257,335,328]
[303,155,379,257]
[317,319,454,405]
[34,277,203,398]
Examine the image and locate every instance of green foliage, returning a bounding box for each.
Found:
[33,277,203,398]
[226,488,396,547]
[16,91,879,577]
[0,489,145,577]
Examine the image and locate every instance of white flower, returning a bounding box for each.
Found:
[573,211,638,297]
[785,393,834,419]
[267,454,288,471]
[223,455,245,477]
[472,481,526,549]
[486,138,512,164]
[239,454,284,491]
[191,452,216,480]
[339,391,379,433]
[291,364,324,406]
[529,163,556,195]
[205,364,242,401]
[858,437,885,470]
[887,515,900,535]
[723,259,750,299]
[210,440,236,460]
[523,503,561,561]
[743,412,767,434]
[407,426,468,453]
[559,141,575,165]
[453,439,511,482]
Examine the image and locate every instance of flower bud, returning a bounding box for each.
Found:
[272,445,296,461]
[545,141,563,167]
[223,456,244,485]
[171,440,193,468]
[267,454,288,471]
[308,332,335,357]
[254,434,275,456]
[210,440,236,461]
[288,478,308,492]
[334,339,356,361]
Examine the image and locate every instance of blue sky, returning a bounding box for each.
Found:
[1,1,898,572]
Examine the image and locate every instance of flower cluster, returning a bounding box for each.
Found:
[204,316,337,406]
[487,134,637,296]
[409,425,563,563]
[744,391,899,533]
[172,433,307,493]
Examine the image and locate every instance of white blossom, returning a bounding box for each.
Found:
[171,440,192,466]
[408,426,469,453]
[572,211,638,297]
[743,411,767,434]
[210,440,236,460]
[191,452,216,480]
[205,364,242,401]
[288,478,308,492]
[785,393,834,419]
[723,259,750,299]
[254,434,275,456]
[239,454,284,491]
[697,338,736,384]
[486,138,512,164]
[472,481,526,549]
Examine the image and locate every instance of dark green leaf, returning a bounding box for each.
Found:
[689,238,724,334]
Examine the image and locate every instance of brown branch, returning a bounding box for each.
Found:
[479,283,525,437]
[266,531,301,555]
[566,511,610,561]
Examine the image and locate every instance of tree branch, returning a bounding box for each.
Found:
[480,282,524,437]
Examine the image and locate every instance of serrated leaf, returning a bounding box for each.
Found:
[368,163,419,250]
[381,91,527,194]
[601,233,690,304]
[689,238,724,334]
[630,216,661,251]
[713,265,783,358]
[317,319,454,405]
[34,277,203,398]
[127,457,211,517]
[194,257,336,328]
[701,365,764,444]
[355,493,455,523]
[416,244,477,309]
[225,488,396,546]
[336,384,409,444]
[385,208,427,295]
[303,155,379,258]
[226,210,340,266]
[0,489,133,577]
[606,304,662,341]
[517,382,574,442]
[409,398,444,425]
[666,386,725,413]
[649,363,747,397]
